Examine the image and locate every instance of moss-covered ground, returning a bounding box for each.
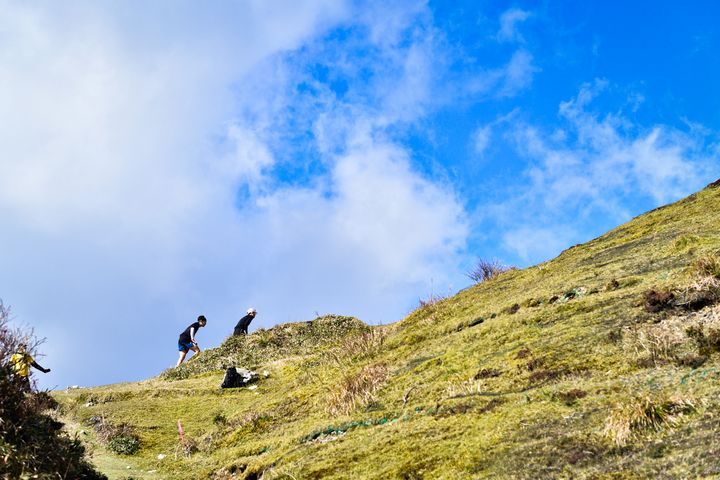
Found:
[54,181,720,479]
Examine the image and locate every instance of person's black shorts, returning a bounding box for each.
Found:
[178,341,195,352]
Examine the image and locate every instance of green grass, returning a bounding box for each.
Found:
[54,182,720,479]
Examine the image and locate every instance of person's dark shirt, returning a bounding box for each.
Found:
[179,322,202,343]
[233,314,254,335]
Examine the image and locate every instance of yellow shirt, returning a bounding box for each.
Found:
[10,352,33,377]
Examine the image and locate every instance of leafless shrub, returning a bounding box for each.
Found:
[417,292,447,308]
[326,363,389,416]
[466,259,512,284]
[603,395,696,447]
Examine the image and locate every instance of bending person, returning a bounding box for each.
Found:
[176,315,207,367]
[233,308,257,336]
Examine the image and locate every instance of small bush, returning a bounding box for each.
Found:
[686,325,720,356]
[528,369,563,384]
[327,363,389,416]
[675,353,707,369]
[473,368,501,380]
[603,396,696,447]
[89,416,141,456]
[108,435,141,455]
[212,413,228,426]
[502,303,520,315]
[643,288,676,313]
[556,389,587,405]
[466,259,512,284]
[515,348,532,359]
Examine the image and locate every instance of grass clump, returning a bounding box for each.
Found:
[626,322,685,367]
[686,324,720,356]
[327,363,389,416]
[676,253,720,310]
[88,415,141,455]
[603,395,697,447]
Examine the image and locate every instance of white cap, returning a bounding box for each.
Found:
[247,308,257,315]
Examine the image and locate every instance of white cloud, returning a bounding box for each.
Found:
[465,49,539,99]
[0,1,472,388]
[472,125,492,156]
[502,226,576,262]
[497,8,531,43]
[500,49,539,96]
[496,80,719,262]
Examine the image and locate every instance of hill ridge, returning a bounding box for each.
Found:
[55,180,720,479]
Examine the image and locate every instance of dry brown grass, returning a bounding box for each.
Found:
[602,395,697,447]
[444,378,483,399]
[326,363,389,416]
[677,253,720,309]
[339,329,388,359]
[624,322,686,366]
[694,253,720,279]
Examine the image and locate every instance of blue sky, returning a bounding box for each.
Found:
[1,0,718,389]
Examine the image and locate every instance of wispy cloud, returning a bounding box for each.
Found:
[494,80,719,262]
[497,8,532,43]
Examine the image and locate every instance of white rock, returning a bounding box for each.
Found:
[248,385,258,390]
[157,454,166,460]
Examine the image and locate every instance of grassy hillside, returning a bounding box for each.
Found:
[54,180,720,479]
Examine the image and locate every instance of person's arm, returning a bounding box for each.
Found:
[31,360,50,373]
[190,327,197,344]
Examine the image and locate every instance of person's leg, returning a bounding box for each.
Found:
[176,350,188,367]
[187,345,200,360]
[19,375,31,392]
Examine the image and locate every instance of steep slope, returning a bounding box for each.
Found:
[55,181,720,479]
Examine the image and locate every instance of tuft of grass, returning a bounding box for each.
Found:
[327,363,389,416]
[336,329,388,361]
[686,324,720,356]
[625,322,685,367]
[693,252,720,279]
[88,415,141,455]
[603,395,697,447]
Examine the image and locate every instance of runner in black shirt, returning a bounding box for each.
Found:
[176,315,207,367]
